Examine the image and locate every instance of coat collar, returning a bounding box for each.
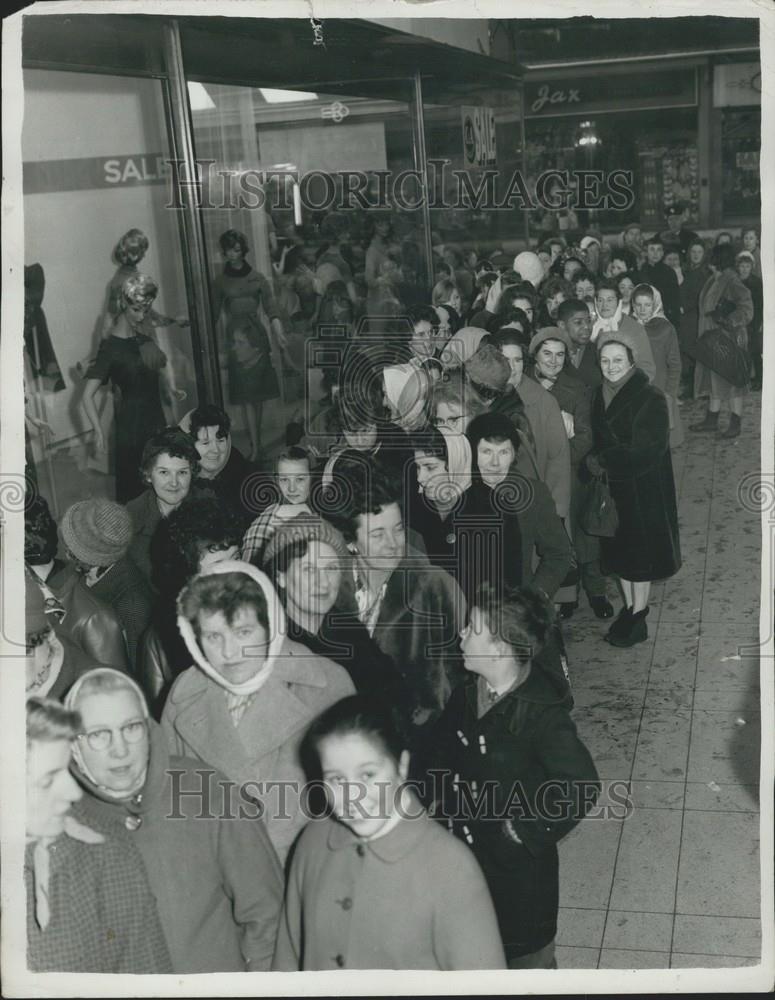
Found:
[168,637,333,772]
[325,792,431,862]
[598,366,649,421]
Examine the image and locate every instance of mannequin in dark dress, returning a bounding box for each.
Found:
[83,274,168,502]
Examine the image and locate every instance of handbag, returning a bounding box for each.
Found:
[689,327,749,388]
[580,472,619,538]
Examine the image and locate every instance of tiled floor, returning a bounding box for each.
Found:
[556,393,764,970]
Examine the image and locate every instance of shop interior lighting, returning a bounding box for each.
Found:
[259,88,318,103]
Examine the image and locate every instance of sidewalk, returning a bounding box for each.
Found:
[556,393,763,969]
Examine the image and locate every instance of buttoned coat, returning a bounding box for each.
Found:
[161,637,354,863]
[272,802,506,970]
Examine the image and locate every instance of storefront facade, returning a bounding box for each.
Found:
[19,13,523,512]
[523,51,760,238]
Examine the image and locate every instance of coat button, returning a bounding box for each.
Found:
[356,844,365,857]
[125,815,142,831]
[334,954,345,967]
[338,897,353,911]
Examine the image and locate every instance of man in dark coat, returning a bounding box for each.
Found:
[637,236,681,330]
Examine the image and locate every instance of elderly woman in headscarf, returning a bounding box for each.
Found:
[83,274,172,502]
[65,667,284,972]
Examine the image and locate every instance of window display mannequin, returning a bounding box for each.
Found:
[82,274,171,502]
[211,229,289,461]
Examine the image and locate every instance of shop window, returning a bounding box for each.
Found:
[187,81,426,457]
[721,107,760,219]
[22,69,199,513]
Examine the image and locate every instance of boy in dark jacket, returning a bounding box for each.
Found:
[427,584,599,969]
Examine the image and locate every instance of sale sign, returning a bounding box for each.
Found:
[462,107,497,169]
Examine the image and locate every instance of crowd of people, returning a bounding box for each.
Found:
[23,200,760,974]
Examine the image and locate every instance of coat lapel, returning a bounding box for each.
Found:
[171,640,331,779]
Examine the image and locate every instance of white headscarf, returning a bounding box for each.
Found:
[440,327,488,370]
[65,667,150,800]
[591,297,623,342]
[176,559,286,697]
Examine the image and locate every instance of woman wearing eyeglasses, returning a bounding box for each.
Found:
[586,330,681,647]
[65,667,284,973]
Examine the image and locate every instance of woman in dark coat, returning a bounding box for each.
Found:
[587,330,681,647]
[689,243,754,439]
[460,411,571,608]
[736,251,763,390]
[428,585,599,969]
[677,240,710,398]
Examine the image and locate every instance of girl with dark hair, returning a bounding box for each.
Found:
[689,243,754,438]
[429,584,599,969]
[272,694,506,971]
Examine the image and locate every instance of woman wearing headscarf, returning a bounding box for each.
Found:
[161,560,355,862]
[591,278,657,383]
[66,667,284,972]
[689,243,754,439]
[406,425,472,580]
[631,284,684,448]
[586,329,681,647]
[83,274,171,502]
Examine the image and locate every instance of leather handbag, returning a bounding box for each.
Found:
[690,327,750,388]
[580,472,619,538]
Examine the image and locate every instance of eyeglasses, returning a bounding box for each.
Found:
[432,414,468,429]
[78,720,147,752]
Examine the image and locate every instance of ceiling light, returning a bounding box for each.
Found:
[187,81,215,111]
[259,88,318,103]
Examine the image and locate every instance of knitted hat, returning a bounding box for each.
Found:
[596,328,640,363]
[262,512,348,569]
[580,235,601,250]
[512,251,544,290]
[529,326,573,356]
[465,343,510,394]
[60,499,133,568]
[736,250,755,262]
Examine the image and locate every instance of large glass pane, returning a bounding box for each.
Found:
[22,69,199,514]
[421,75,526,297]
[188,81,424,459]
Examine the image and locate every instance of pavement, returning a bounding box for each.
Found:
[555,392,764,969]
